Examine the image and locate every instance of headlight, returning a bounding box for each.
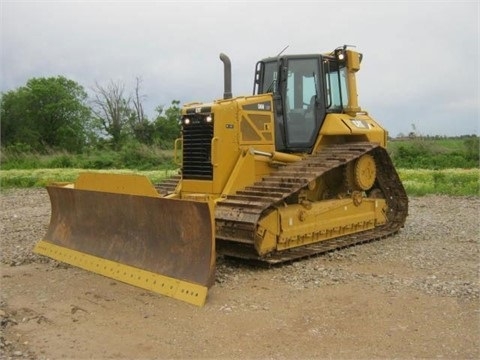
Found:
[181,114,213,126]
[334,47,345,61]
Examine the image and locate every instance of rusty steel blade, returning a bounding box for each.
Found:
[41,185,215,288]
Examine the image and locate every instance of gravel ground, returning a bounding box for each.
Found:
[218,195,480,300]
[1,188,479,359]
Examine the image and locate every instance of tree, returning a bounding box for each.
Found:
[152,100,181,148]
[129,77,154,144]
[0,76,92,152]
[132,77,146,124]
[91,81,132,149]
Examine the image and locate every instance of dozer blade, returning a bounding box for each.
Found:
[34,173,214,307]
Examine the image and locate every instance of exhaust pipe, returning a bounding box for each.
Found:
[219,53,232,99]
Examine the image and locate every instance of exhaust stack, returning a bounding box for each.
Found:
[219,53,232,99]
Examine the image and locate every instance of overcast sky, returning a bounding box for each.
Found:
[1,0,479,137]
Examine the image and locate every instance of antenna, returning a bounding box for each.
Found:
[276,45,289,58]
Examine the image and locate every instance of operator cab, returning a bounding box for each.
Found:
[253,49,351,153]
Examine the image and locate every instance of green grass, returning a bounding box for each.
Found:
[397,169,479,196]
[389,137,471,153]
[0,168,178,190]
[387,136,479,169]
[1,168,479,196]
[1,137,478,195]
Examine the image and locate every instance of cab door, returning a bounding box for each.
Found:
[282,57,325,151]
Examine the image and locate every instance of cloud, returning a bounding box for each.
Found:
[1,0,478,136]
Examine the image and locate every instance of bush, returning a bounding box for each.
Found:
[464,137,480,163]
[0,144,176,171]
[82,153,117,169]
[389,137,479,169]
[119,142,159,170]
[1,149,43,170]
[48,154,75,168]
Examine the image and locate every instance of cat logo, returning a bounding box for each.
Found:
[350,119,370,129]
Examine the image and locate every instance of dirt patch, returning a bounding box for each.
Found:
[1,189,479,359]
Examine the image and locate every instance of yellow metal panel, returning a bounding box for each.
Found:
[181,179,213,195]
[34,241,209,307]
[255,209,279,255]
[315,113,387,151]
[221,149,256,197]
[211,101,239,195]
[346,49,361,71]
[256,197,388,251]
[237,95,275,147]
[319,114,353,135]
[278,199,386,249]
[345,50,361,114]
[240,116,262,141]
[75,172,159,197]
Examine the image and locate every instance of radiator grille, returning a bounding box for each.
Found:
[182,123,213,180]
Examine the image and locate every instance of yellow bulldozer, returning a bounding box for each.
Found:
[35,46,408,306]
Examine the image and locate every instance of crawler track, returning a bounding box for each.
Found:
[215,142,408,263]
[155,174,181,195]
[156,142,408,263]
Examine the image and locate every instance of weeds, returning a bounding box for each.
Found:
[1,137,479,196]
[1,145,175,171]
[0,169,178,190]
[398,169,479,196]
